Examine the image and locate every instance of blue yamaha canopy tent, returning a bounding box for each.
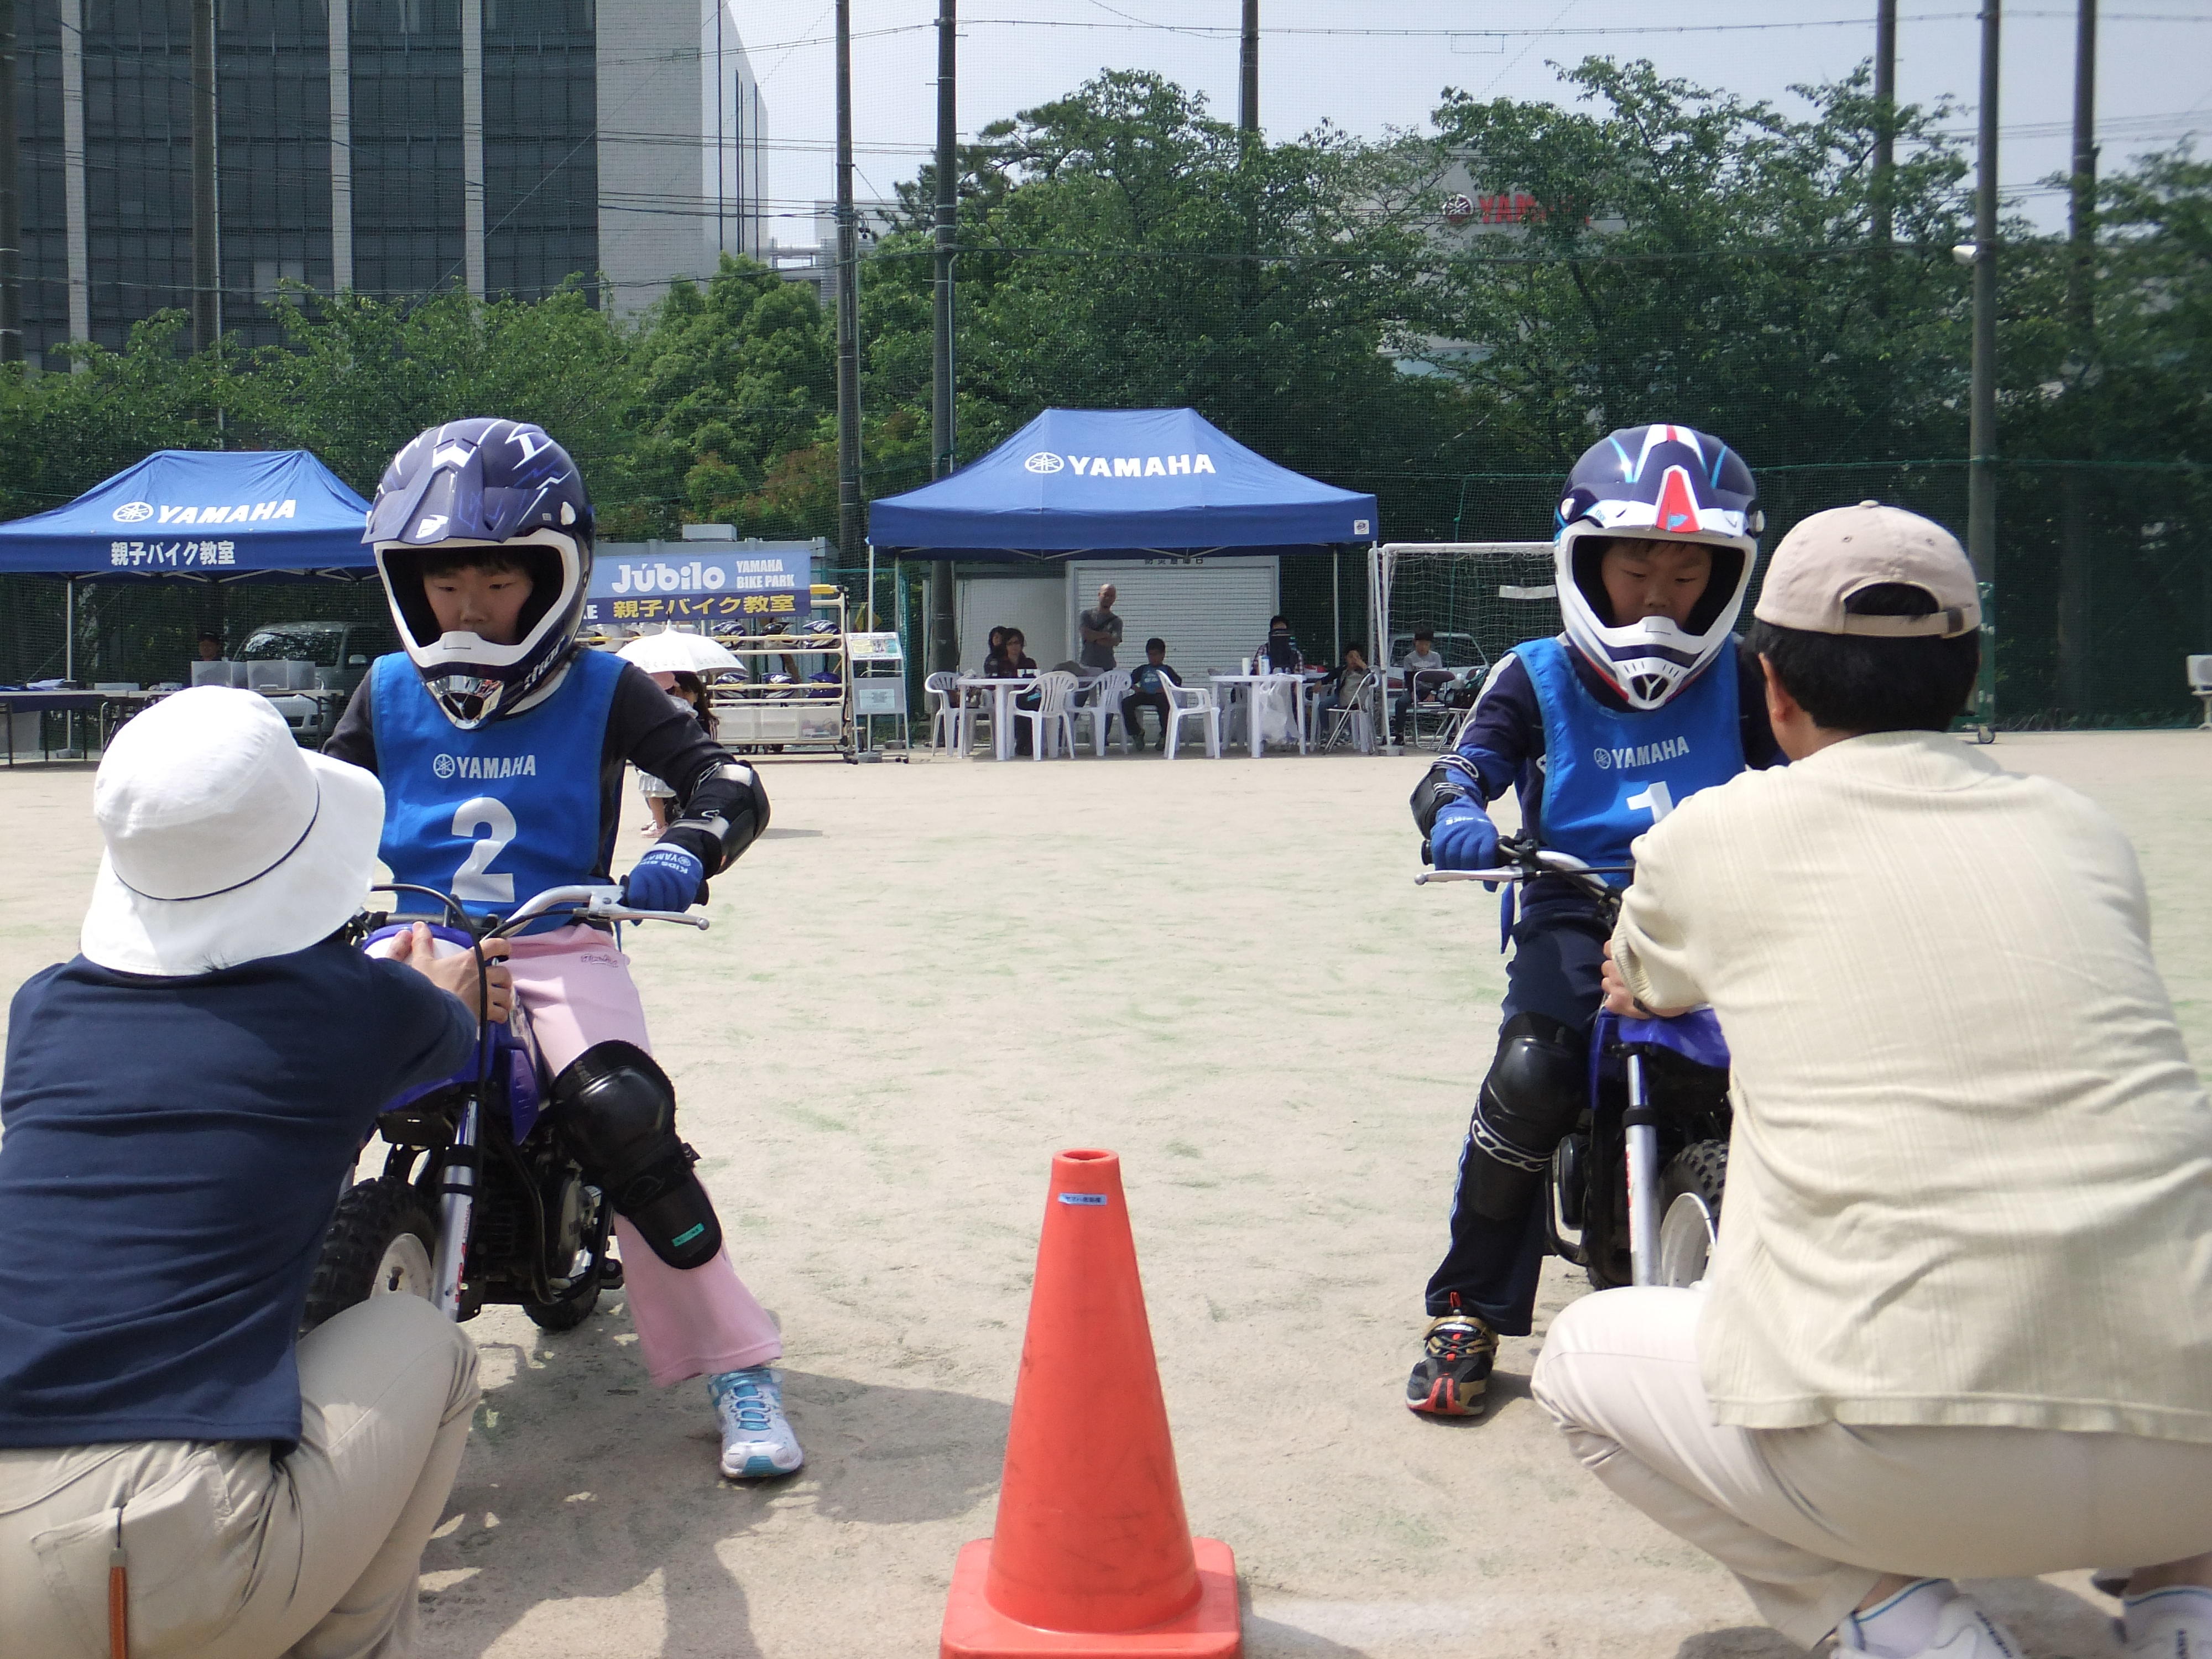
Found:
[0,448,374,581]
[867,408,1376,558]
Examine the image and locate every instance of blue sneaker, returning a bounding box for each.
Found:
[709,1366,804,1480]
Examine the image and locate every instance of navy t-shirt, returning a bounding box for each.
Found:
[0,941,474,1450]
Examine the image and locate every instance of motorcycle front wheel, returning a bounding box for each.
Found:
[302,1177,439,1333]
[1657,1140,1729,1288]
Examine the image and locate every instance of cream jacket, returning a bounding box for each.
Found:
[1612,731,2212,1440]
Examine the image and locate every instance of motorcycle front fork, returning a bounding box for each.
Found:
[430,1095,480,1320]
[1623,1053,1662,1288]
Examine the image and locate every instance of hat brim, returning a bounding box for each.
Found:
[80,753,387,977]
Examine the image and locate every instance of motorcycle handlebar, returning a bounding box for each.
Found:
[486,885,711,939]
[1413,838,1630,890]
[366,883,711,941]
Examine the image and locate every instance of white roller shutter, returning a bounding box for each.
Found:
[1067,557,1279,679]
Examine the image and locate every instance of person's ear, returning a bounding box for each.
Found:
[1759,653,1800,728]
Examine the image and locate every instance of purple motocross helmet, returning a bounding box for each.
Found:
[366,418,595,729]
[1553,424,1763,709]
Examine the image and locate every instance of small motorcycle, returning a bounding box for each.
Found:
[1420,838,1733,1290]
[301,883,706,1334]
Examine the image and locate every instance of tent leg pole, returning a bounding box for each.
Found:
[1332,549,1340,663]
[64,576,74,682]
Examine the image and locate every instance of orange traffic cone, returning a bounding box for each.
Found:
[941,1149,1240,1659]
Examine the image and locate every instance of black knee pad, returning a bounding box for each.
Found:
[1462,1012,1587,1222]
[550,1041,723,1270]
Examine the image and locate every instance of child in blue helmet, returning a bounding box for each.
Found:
[1402,424,1786,1418]
[325,419,802,1479]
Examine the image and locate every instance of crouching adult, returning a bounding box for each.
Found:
[0,687,512,1659]
[1531,503,2212,1659]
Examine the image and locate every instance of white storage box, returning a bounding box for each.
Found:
[245,659,317,691]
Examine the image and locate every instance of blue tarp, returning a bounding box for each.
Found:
[867,408,1377,559]
[0,450,375,580]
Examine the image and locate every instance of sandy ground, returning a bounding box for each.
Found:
[2,730,2209,1659]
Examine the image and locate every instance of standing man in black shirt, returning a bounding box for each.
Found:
[1078,582,1124,671]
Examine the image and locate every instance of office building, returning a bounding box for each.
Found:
[15,0,769,366]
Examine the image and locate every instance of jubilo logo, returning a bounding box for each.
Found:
[1026,452,1219,479]
[112,498,299,525]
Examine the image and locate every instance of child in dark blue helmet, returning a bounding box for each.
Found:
[1403,425,1785,1418]
[325,419,804,1479]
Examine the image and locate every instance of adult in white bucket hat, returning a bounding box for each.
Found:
[0,686,513,1659]
[81,684,389,974]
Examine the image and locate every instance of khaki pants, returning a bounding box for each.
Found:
[1,1295,478,1659]
[1531,1287,2212,1650]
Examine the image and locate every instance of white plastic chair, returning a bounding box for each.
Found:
[2190,654,2212,730]
[1016,671,1080,760]
[1162,680,1222,760]
[924,671,962,754]
[1071,669,1134,755]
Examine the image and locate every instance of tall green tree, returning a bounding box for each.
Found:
[1424,58,1989,489]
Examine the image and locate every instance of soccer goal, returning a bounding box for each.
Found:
[1370,542,1559,679]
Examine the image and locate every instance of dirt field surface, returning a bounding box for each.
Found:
[2,730,2207,1659]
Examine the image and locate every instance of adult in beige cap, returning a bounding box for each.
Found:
[1530,503,2212,1659]
[0,687,513,1659]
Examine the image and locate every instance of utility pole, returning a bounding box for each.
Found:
[190,0,218,354]
[1871,0,1897,253]
[1965,1,2000,728]
[929,0,958,671]
[2058,0,2097,716]
[1239,0,1258,139]
[833,0,863,571]
[0,0,20,363]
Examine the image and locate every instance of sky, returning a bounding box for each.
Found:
[731,1,2212,244]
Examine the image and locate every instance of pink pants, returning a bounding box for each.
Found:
[388,924,782,1387]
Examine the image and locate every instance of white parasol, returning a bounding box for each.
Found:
[616,627,743,675]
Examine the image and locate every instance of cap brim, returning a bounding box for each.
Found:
[80,753,387,977]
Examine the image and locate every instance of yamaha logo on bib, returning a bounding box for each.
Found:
[433,753,538,781]
[1591,737,1691,771]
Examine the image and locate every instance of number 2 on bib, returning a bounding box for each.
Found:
[1625,780,1674,823]
[452,796,518,902]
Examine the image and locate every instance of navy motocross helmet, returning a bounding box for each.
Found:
[1554,425,1762,709]
[366,418,595,729]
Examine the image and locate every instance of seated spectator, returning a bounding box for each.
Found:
[195,629,224,663]
[985,628,1041,755]
[1394,627,1448,742]
[1255,615,1304,672]
[1311,643,1370,731]
[0,687,507,1659]
[1533,503,2212,1659]
[983,625,1007,669]
[1120,637,1184,751]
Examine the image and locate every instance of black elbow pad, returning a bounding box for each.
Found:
[1410,755,1484,837]
[666,762,770,874]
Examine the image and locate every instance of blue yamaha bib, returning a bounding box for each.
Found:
[1518,634,1743,879]
[370,648,623,925]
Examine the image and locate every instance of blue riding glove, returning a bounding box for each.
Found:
[623,845,705,912]
[1427,802,1501,873]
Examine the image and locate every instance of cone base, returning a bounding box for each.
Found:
[940,1537,1240,1658]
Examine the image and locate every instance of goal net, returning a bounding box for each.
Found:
[1373,542,1559,676]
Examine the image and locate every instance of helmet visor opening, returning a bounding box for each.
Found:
[1570,535,1743,633]
[380,543,567,651]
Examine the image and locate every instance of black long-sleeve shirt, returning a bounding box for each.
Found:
[325,648,758,881]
